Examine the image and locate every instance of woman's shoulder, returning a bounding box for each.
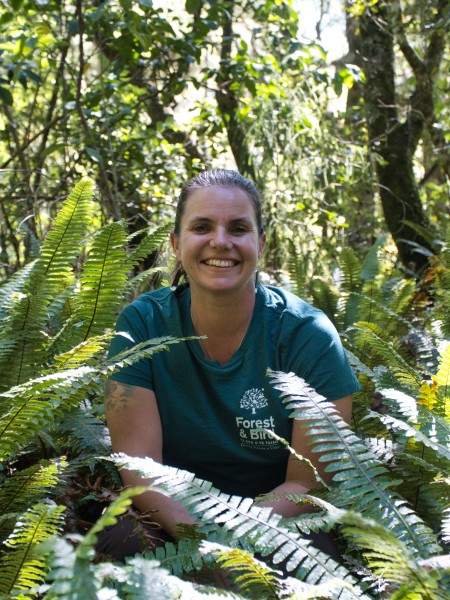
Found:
[120,285,185,320]
[261,284,322,319]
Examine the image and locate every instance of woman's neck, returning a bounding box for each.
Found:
[189,286,255,337]
[189,285,256,363]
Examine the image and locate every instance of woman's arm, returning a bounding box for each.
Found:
[258,395,353,518]
[105,380,196,539]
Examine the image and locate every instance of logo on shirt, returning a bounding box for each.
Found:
[236,388,279,450]
[240,388,268,414]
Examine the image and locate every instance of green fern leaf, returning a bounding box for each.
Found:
[336,511,448,599]
[435,343,450,411]
[338,247,362,292]
[0,261,36,320]
[51,333,113,371]
[202,541,281,598]
[57,407,110,456]
[360,233,388,281]
[268,370,441,560]
[121,554,240,599]
[351,321,423,389]
[0,180,95,389]
[0,501,65,596]
[442,508,450,544]
[0,336,183,459]
[57,222,129,349]
[127,223,172,267]
[112,454,369,598]
[0,458,67,542]
[42,536,105,600]
[371,410,450,465]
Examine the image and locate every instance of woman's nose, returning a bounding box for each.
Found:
[210,227,231,249]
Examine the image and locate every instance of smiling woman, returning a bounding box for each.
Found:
[100,169,361,582]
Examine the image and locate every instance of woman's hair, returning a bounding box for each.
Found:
[174,169,265,237]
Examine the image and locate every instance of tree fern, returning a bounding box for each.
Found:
[0,501,65,597]
[267,370,442,560]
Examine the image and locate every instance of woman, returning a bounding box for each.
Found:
[101,169,360,565]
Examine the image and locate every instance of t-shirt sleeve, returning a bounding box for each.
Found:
[107,301,154,391]
[284,309,361,402]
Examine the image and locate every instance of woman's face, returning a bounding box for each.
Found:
[171,186,265,297]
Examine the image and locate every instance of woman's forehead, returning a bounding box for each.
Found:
[183,186,256,217]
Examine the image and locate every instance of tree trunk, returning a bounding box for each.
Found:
[352,0,448,274]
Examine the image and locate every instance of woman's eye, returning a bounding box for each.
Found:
[231,225,248,234]
[192,224,208,233]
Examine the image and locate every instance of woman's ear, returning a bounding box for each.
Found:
[170,232,180,257]
[258,232,266,259]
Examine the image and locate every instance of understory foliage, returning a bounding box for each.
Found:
[0,181,449,599]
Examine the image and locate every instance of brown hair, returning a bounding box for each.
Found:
[174,169,265,237]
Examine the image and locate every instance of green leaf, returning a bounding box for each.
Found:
[0,86,13,105]
[85,147,101,163]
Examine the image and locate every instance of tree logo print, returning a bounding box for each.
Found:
[240,388,268,415]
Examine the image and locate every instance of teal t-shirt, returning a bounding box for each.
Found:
[108,283,360,498]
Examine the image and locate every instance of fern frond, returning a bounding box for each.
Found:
[121,554,241,599]
[58,222,129,349]
[434,342,450,417]
[0,458,67,541]
[202,541,282,598]
[78,486,147,559]
[370,410,450,467]
[0,501,65,596]
[127,223,172,267]
[336,511,448,599]
[310,277,339,326]
[268,370,441,559]
[0,261,36,320]
[41,489,151,600]
[0,180,95,389]
[285,240,309,299]
[150,537,207,578]
[127,266,165,292]
[0,336,184,460]
[442,507,450,544]
[112,454,369,598]
[338,247,362,292]
[52,333,113,371]
[360,233,388,282]
[40,536,100,600]
[439,232,450,338]
[351,321,423,389]
[28,180,95,296]
[57,407,110,457]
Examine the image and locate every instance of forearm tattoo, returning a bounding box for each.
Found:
[104,380,136,412]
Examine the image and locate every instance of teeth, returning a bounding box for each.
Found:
[205,259,234,267]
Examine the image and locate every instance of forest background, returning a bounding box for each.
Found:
[0,0,450,598]
[1,0,448,281]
